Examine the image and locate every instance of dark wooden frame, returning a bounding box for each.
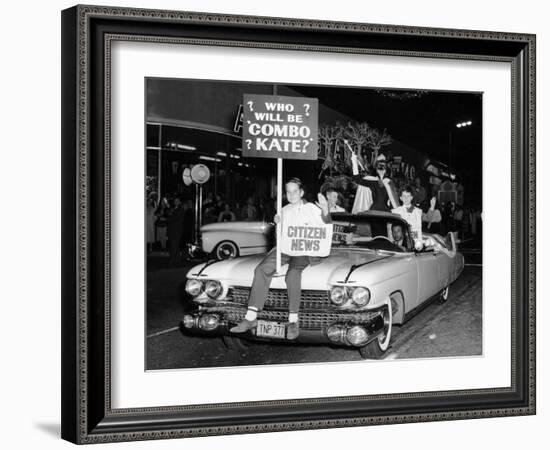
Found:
[61,4,536,444]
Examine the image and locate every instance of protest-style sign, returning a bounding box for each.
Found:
[241,93,321,270]
[242,94,319,160]
[280,223,333,257]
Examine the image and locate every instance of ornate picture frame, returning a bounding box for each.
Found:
[61,5,535,444]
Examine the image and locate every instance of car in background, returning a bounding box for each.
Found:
[201,221,274,260]
[184,212,464,359]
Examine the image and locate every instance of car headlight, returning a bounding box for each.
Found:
[351,287,370,306]
[182,315,195,329]
[185,279,203,296]
[346,325,369,346]
[330,286,348,306]
[204,280,222,299]
[327,324,346,343]
[198,314,220,331]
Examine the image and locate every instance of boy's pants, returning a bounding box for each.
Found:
[247,248,310,314]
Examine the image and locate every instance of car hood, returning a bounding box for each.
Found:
[187,248,396,290]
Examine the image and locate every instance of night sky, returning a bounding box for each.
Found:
[289,84,482,175]
[147,78,482,179]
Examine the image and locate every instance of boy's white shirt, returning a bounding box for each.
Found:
[329,204,346,213]
[281,200,325,227]
[392,204,423,243]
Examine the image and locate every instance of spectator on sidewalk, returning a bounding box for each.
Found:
[261,197,276,222]
[146,193,157,253]
[155,197,170,250]
[167,197,186,264]
[422,196,442,234]
[202,204,218,225]
[241,196,258,221]
[218,203,236,222]
[453,205,463,232]
[181,199,194,260]
[412,177,427,206]
[233,201,243,221]
[461,206,471,241]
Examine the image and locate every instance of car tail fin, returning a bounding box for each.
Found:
[449,232,457,252]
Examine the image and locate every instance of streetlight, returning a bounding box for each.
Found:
[449,120,473,171]
[456,120,473,128]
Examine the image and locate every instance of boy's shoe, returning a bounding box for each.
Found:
[286,322,300,340]
[230,319,257,333]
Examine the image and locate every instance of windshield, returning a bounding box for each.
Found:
[331,214,412,252]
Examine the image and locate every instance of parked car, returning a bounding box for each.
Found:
[200,221,274,260]
[183,211,464,359]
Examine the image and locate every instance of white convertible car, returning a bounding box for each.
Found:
[200,221,274,260]
[183,212,464,359]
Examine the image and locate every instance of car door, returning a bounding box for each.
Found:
[433,232,459,288]
[415,249,441,305]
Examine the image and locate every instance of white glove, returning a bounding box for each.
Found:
[351,153,359,176]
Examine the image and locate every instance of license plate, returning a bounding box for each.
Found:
[256,320,286,339]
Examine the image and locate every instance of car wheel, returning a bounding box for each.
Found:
[358,300,392,360]
[222,335,251,351]
[438,286,450,304]
[214,241,239,260]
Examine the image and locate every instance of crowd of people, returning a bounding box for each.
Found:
[347,151,482,242]
[146,155,482,264]
[146,193,194,264]
[146,191,278,264]
[201,193,276,225]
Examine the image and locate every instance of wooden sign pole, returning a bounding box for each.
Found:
[273,84,283,274]
[276,157,282,273]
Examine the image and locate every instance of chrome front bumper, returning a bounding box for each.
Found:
[181,305,387,346]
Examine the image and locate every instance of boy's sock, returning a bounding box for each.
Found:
[244,307,258,321]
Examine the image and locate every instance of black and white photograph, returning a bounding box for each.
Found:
[145,78,483,370]
[2,0,545,446]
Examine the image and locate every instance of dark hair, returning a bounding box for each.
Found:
[400,185,414,196]
[391,222,404,231]
[423,195,440,213]
[285,177,304,190]
[325,188,343,205]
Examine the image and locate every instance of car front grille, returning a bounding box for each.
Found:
[206,286,381,330]
[227,286,332,311]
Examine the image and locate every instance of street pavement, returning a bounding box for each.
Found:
[146,241,482,370]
